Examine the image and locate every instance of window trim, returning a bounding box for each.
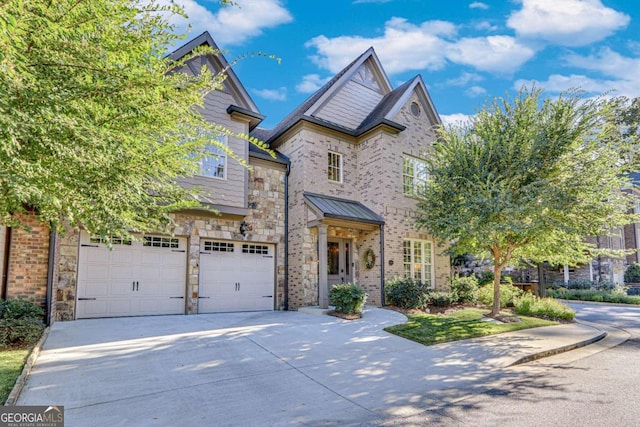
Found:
[197,134,228,180]
[403,155,428,196]
[328,150,343,183]
[403,239,435,287]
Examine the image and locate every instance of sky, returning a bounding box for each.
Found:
[167,0,640,129]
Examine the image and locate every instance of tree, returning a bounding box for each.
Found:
[0,0,260,238]
[417,87,637,316]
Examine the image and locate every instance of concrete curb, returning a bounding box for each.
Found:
[5,326,50,406]
[509,327,607,366]
[559,299,640,308]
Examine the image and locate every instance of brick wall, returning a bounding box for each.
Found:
[5,213,50,308]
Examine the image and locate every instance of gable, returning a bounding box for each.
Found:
[386,77,441,128]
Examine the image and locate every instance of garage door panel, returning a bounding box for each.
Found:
[199,240,275,313]
[77,232,187,319]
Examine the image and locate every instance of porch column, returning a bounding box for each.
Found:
[563,265,570,286]
[318,224,329,309]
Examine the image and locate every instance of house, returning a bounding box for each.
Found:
[251,46,450,309]
[0,32,449,321]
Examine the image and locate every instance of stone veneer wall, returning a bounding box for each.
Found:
[3,213,50,308]
[52,159,286,321]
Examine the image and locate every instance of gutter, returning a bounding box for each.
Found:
[380,224,385,306]
[284,162,290,311]
[45,228,56,326]
[1,227,11,300]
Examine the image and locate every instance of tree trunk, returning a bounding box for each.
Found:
[492,263,502,317]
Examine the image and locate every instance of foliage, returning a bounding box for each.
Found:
[548,288,640,304]
[427,290,456,307]
[0,319,44,348]
[624,263,640,283]
[329,283,367,314]
[0,0,269,237]
[513,293,575,321]
[385,277,431,310]
[478,284,524,308]
[0,348,30,404]
[416,86,637,315]
[476,271,494,287]
[384,308,556,346]
[0,298,45,320]
[450,275,479,304]
[566,280,594,290]
[627,287,640,296]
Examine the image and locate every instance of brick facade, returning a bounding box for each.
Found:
[2,213,50,308]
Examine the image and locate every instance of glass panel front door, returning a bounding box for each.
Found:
[327,238,352,287]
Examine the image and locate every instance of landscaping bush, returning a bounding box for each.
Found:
[478,284,524,308]
[329,283,367,314]
[385,277,430,310]
[624,263,640,284]
[627,287,640,296]
[476,271,494,287]
[566,280,593,290]
[450,275,479,304]
[513,293,575,321]
[427,290,456,307]
[548,288,640,305]
[0,298,44,320]
[0,298,45,348]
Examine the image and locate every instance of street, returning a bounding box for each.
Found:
[384,303,640,426]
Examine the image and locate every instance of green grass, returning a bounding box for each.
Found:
[0,348,30,404]
[385,308,557,346]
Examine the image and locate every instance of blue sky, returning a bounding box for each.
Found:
[168,0,640,129]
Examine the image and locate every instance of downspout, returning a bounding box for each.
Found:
[45,228,56,326]
[1,227,11,300]
[380,224,385,306]
[284,161,290,311]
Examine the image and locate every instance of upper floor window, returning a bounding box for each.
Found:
[328,151,343,183]
[403,155,428,196]
[198,134,227,179]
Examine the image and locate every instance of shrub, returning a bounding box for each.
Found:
[385,277,430,310]
[513,293,575,321]
[595,281,617,291]
[329,283,367,314]
[548,288,640,305]
[476,271,494,287]
[427,290,456,307]
[566,280,593,290]
[624,263,640,283]
[478,284,524,308]
[0,298,44,320]
[627,287,640,296]
[0,318,44,348]
[450,275,479,304]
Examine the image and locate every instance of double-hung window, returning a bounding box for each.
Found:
[199,134,228,179]
[403,156,428,196]
[403,239,433,286]
[328,151,343,183]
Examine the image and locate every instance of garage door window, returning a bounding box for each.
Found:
[204,241,235,252]
[242,244,269,254]
[89,236,132,245]
[143,236,179,248]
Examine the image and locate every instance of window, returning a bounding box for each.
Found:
[143,236,179,248]
[403,240,433,286]
[403,156,428,196]
[242,244,269,254]
[90,236,132,245]
[328,151,343,183]
[204,241,234,252]
[198,134,227,179]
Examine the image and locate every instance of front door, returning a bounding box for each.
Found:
[327,238,352,287]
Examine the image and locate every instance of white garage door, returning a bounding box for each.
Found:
[198,240,275,313]
[77,232,187,319]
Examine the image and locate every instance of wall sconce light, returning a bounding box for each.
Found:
[240,221,248,236]
[388,260,394,266]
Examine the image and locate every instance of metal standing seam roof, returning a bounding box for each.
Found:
[304,192,385,225]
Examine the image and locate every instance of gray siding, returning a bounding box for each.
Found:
[315,80,383,130]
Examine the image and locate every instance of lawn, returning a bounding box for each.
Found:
[385,308,557,346]
[0,347,31,403]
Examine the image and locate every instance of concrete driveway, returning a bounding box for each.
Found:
[16,307,602,426]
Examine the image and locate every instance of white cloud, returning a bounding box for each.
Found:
[296,74,331,93]
[474,21,499,32]
[440,113,473,127]
[469,2,489,9]
[563,48,640,81]
[445,72,484,87]
[253,87,287,101]
[507,0,629,47]
[166,0,293,46]
[465,85,487,97]
[305,17,456,74]
[446,36,536,73]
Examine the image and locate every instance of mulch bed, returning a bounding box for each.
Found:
[327,310,362,320]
